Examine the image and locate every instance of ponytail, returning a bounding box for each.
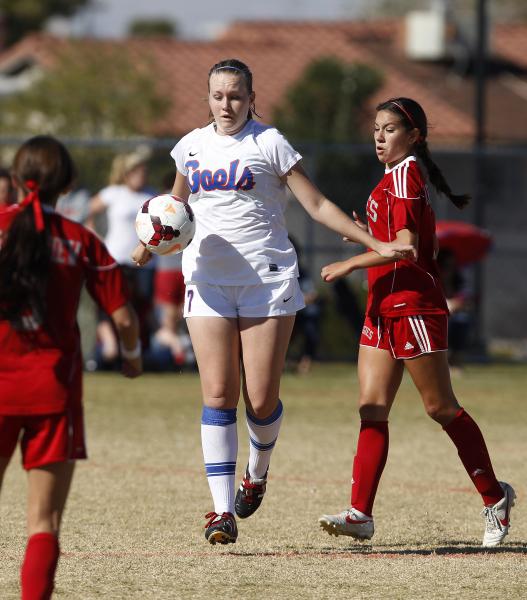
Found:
[377,97,470,210]
[0,203,51,330]
[415,141,470,209]
[0,136,75,333]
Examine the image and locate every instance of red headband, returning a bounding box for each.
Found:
[391,101,417,128]
[20,180,44,232]
[390,101,424,143]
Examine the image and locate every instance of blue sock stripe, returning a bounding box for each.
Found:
[205,462,236,477]
[201,406,237,426]
[249,436,276,451]
[246,400,283,426]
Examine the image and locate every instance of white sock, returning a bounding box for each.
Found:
[246,400,283,480]
[201,406,238,514]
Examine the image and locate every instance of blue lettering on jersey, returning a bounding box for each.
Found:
[185,159,255,193]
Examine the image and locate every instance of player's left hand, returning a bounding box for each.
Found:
[352,211,368,232]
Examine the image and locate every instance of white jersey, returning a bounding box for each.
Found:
[171,120,302,285]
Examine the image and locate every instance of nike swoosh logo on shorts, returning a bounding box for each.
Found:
[283,296,293,303]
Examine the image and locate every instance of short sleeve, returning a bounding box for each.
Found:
[256,127,302,177]
[82,229,129,315]
[170,129,200,176]
[390,161,424,233]
[170,140,187,175]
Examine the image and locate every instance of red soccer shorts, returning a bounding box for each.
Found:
[0,405,87,470]
[360,314,448,359]
[154,270,185,305]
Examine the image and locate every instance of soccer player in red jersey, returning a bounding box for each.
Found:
[318,98,515,547]
[0,136,142,599]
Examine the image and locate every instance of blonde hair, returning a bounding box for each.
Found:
[109,146,152,185]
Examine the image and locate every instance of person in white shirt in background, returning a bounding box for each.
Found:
[88,148,155,365]
[132,58,413,545]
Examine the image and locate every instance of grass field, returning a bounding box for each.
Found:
[0,364,525,599]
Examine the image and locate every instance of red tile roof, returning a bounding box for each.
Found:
[493,23,527,69]
[0,19,525,144]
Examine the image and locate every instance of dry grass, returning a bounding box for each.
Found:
[0,364,526,599]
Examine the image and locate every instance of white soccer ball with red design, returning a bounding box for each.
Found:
[135,194,195,255]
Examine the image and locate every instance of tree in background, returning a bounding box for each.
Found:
[0,0,90,47]
[128,19,177,37]
[273,57,382,144]
[0,44,170,138]
[273,56,383,212]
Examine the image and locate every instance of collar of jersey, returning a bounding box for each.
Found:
[384,155,416,174]
[210,119,253,142]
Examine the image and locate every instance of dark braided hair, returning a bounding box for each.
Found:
[377,97,469,209]
[208,58,260,121]
[0,136,76,332]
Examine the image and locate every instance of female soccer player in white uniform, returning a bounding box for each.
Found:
[134,59,412,545]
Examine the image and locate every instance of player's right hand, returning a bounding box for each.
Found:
[377,241,417,260]
[132,243,153,267]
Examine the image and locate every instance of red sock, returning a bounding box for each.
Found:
[21,532,60,600]
[443,408,503,506]
[350,420,389,516]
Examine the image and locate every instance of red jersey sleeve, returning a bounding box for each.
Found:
[390,161,424,234]
[82,229,129,315]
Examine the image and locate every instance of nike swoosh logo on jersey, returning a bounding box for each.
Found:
[283,296,293,303]
[189,151,198,156]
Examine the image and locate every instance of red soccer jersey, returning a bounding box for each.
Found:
[0,206,129,415]
[364,156,448,317]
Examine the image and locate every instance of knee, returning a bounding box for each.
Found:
[203,396,233,410]
[203,385,236,409]
[424,396,460,425]
[246,397,279,420]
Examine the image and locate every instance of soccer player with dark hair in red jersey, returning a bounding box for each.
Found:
[318,98,514,547]
[0,136,142,599]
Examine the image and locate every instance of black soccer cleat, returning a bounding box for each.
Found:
[235,467,267,519]
[204,512,238,545]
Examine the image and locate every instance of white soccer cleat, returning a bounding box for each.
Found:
[319,508,374,540]
[481,481,516,547]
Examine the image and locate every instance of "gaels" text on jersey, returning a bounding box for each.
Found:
[185,159,255,193]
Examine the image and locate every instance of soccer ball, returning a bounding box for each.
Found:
[135,194,195,255]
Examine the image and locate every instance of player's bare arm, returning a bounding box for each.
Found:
[321,228,417,282]
[284,163,415,260]
[171,169,191,200]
